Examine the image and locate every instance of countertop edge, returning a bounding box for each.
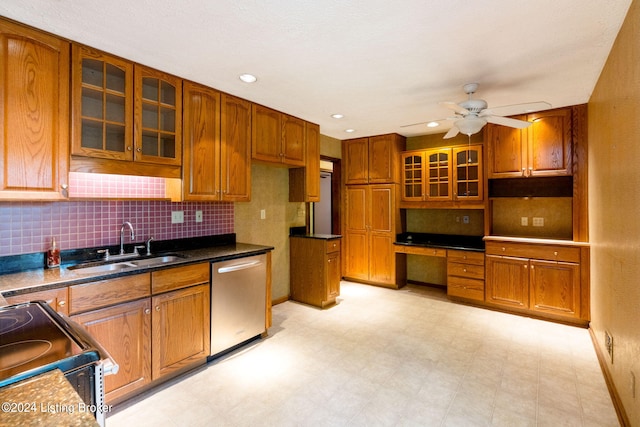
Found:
[483,236,590,247]
[0,243,274,298]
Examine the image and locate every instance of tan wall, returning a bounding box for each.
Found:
[320,134,342,158]
[234,164,305,301]
[491,198,573,239]
[588,0,639,424]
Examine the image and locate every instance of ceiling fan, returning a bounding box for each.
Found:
[404,83,551,139]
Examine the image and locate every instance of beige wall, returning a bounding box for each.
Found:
[234,164,305,301]
[320,134,342,158]
[588,0,639,424]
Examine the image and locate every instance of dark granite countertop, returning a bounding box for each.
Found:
[290,234,342,240]
[0,241,273,298]
[394,233,485,252]
[0,369,100,426]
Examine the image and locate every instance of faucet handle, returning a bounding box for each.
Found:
[145,237,155,256]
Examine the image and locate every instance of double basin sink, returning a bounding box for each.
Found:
[68,255,185,275]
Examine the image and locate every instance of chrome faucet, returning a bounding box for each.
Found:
[120,222,135,255]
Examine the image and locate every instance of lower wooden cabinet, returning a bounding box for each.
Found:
[290,236,341,308]
[151,284,210,378]
[5,287,69,315]
[69,262,210,403]
[71,298,152,403]
[485,240,588,323]
[446,250,485,302]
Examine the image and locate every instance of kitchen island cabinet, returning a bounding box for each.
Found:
[0,18,70,201]
[290,235,341,308]
[485,238,589,325]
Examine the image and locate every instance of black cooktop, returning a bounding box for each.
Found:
[0,302,100,386]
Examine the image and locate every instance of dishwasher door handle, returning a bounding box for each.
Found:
[217,260,262,274]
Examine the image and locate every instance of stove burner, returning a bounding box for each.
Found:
[0,340,53,372]
[0,310,34,335]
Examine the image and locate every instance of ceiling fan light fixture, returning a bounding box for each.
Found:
[454,116,487,136]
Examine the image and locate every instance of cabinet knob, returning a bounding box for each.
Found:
[463,268,467,273]
[127,146,133,151]
[328,259,332,263]
[155,306,160,312]
[145,309,151,315]
[502,247,506,252]
[524,264,528,269]
[58,300,66,307]
[554,251,558,256]
[463,255,467,260]
[136,148,142,153]
[521,168,526,176]
[60,184,68,190]
[531,265,535,270]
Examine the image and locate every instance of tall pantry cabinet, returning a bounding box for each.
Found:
[342,134,406,288]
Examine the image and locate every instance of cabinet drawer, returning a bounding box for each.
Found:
[485,241,581,263]
[152,262,210,294]
[394,245,446,257]
[69,273,151,314]
[447,276,485,301]
[447,262,485,280]
[447,250,484,265]
[326,239,341,254]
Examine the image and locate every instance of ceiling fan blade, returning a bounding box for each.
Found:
[485,115,532,129]
[443,126,459,139]
[481,101,551,117]
[439,101,469,116]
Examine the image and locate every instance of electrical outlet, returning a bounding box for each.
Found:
[532,217,544,227]
[521,217,529,226]
[260,209,266,220]
[463,216,470,224]
[195,210,203,223]
[605,331,614,363]
[171,211,184,224]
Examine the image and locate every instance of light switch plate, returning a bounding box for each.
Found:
[195,210,203,223]
[521,217,529,226]
[533,217,544,227]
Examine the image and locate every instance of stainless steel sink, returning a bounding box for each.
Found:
[69,254,185,274]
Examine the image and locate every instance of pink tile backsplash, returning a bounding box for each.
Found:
[0,201,234,256]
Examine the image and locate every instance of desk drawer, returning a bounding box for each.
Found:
[447,249,484,265]
[326,239,341,254]
[394,245,446,257]
[447,262,485,279]
[447,276,484,301]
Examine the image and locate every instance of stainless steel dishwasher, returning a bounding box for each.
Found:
[210,253,267,357]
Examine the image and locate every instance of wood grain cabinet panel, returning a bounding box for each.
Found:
[151,284,210,379]
[69,273,151,314]
[220,94,252,201]
[486,255,530,308]
[5,287,69,315]
[151,262,209,294]
[252,104,305,166]
[487,107,572,178]
[0,19,69,201]
[72,298,152,403]
[289,122,320,202]
[290,237,341,308]
[447,249,485,302]
[343,134,404,184]
[529,260,580,317]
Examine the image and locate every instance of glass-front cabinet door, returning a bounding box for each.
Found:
[453,145,483,201]
[71,45,133,160]
[426,148,452,200]
[134,65,182,165]
[401,151,424,201]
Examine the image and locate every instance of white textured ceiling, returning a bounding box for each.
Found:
[0,1,632,139]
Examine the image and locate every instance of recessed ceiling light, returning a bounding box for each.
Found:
[345,129,355,133]
[239,74,257,83]
[427,121,440,128]
[331,114,344,119]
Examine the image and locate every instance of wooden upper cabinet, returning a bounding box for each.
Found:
[0,19,70,201]
[453,145,483,201]
[527,108,572,177]
[134,65,182,165]
[343,134,404,184]
[289,121,320,202]
[182,81,222,200]
[220,94,252,201]
[252,104,305,166]
[71,44,133,161]
[71,46,182,168]
[487,107,572,178]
